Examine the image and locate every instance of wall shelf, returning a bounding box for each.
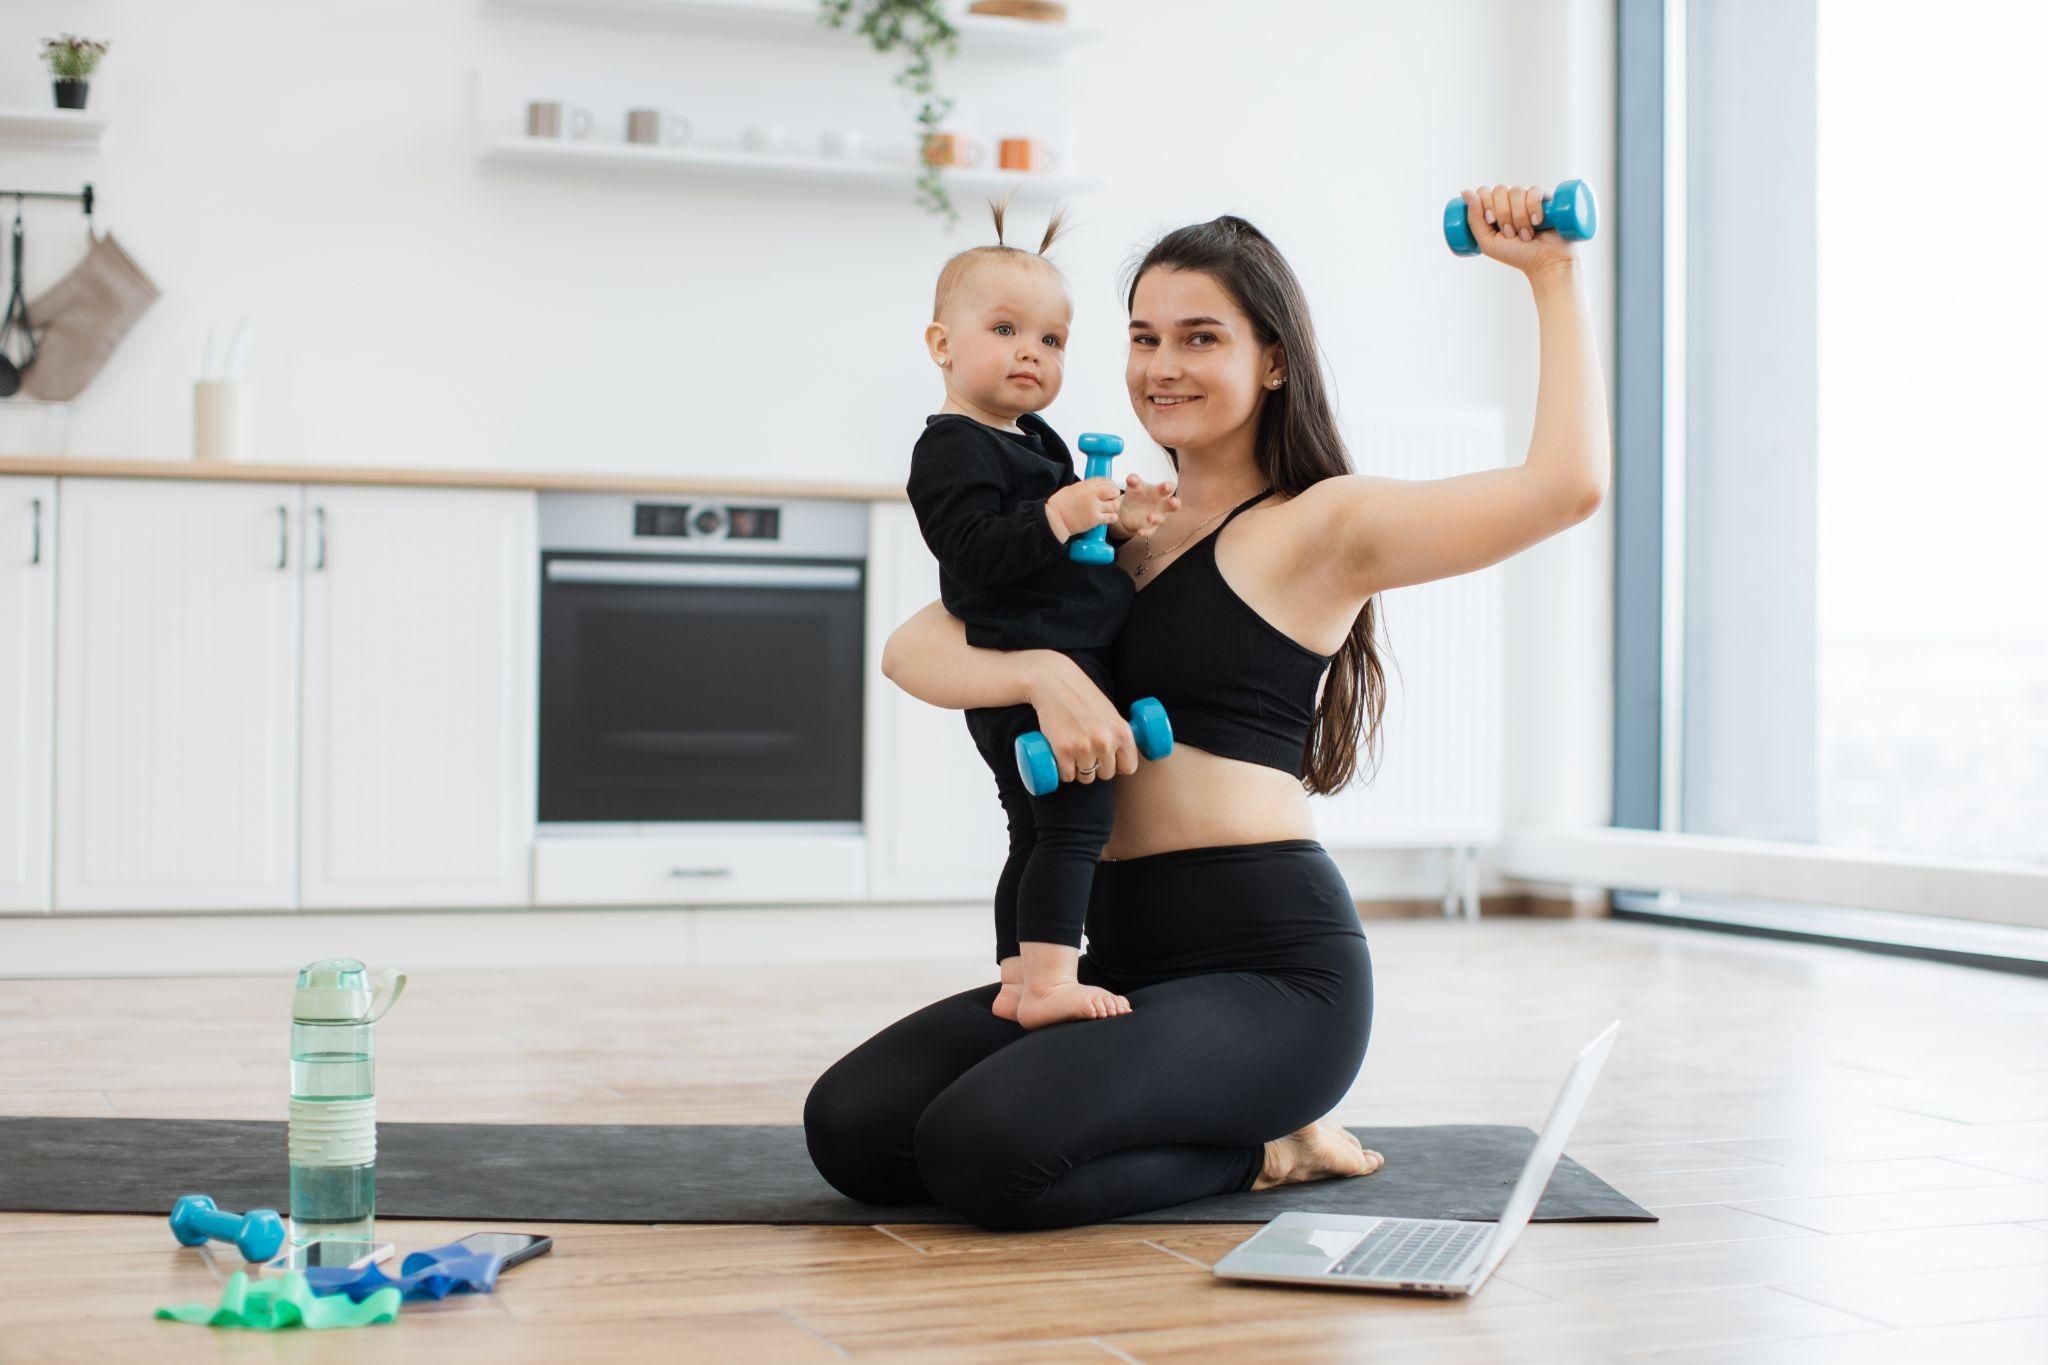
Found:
[480,133,1092,198]
[0,106,106,149]
[482,0,1097,55]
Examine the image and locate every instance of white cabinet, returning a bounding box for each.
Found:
[300,486,535,908]
[862,500,1008,900]
[55,480,302,911]
[0,478,56,912]
[51,478,537,913]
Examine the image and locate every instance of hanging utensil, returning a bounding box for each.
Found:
[0,200,39,398]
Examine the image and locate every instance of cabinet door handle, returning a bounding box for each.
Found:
[276,505,289,570]
[667,867,733,879]
[27,497,41,566]
[313,505,328,571]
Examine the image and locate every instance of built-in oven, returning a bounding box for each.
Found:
[537,492,866,830]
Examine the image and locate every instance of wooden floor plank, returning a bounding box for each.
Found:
[3,917,2046,1359]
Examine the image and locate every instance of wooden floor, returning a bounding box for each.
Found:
[2,917,2045,1363]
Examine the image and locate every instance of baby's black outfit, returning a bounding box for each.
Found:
[907,412,1136,962]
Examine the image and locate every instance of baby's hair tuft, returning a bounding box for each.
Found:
[932,194,1072,320]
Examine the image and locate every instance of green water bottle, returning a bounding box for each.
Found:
[289,958,406,1240]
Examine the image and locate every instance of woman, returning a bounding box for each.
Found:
[804,187,1609,1230]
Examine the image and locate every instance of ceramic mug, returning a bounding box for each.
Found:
[742,124,791,155]
[527,100,592,139]
[626,109,693,146]
[922,132,985,168]
[818,128,864,159]
[998,137,1056,172]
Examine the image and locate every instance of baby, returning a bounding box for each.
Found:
[906,200,1178,1031]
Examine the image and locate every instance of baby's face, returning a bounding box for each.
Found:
[941,259,1072,416]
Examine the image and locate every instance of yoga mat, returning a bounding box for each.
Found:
[0,1118,1655,1225]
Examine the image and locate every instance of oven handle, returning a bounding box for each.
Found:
[545,560,862,591]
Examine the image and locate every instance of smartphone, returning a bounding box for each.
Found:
[263,1238,395,1273]
[451,1231,553,1270]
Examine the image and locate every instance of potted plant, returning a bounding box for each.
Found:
[818,1,960,225]
[41,34,110,111]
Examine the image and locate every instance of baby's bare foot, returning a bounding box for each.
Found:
[1016,980,1131,1031]
[1251,1120,1385,1191]
[991,982,1022,1022]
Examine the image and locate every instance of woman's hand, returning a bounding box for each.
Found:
[1457,185,1581,278]
[1024,652,1138,785]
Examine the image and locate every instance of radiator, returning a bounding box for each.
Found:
[1307,408,1506,853]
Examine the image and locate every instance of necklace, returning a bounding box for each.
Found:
[1133,501,1234,582]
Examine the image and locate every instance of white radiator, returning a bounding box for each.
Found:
[1308,408,1506,859]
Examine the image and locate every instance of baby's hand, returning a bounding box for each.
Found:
[1047,477,1121,541]
[1115,474,1180,539]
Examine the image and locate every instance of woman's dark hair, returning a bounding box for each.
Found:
[1121,215,1388,796]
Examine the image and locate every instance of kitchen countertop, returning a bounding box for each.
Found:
[0,454,906,502]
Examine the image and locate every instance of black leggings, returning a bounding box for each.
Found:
[964,700,1115,960]
[803,838,1373,1230]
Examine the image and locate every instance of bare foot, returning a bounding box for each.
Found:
[1016,980,1132,1031]
[991,982,1022,1023]
[1251,1120,1385,1191]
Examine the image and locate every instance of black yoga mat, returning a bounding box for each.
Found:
[0,1118,1654,1225]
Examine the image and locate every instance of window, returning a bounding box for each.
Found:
[1617,0,2048,873]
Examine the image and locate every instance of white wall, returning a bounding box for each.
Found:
[0,0,1615,883]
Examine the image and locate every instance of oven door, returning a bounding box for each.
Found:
[540,554,865,824]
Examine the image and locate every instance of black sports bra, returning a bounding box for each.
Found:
[1112,488,1334,777]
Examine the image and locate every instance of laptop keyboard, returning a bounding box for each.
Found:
[1330,1220,1489,1282]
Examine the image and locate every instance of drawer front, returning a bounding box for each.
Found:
[533,835,866,906]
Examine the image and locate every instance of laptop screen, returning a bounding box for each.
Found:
[1473,1019,1621,1280]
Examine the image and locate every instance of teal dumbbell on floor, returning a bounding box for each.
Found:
[1067,432,1124,565]
[1444,179,1597,256]
[168,1193,286,1262]
[1015,697,1173,797]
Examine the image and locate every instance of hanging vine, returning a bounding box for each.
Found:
[818,0,962,225]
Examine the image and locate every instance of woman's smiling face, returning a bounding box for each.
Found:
[1125,267,1280,452]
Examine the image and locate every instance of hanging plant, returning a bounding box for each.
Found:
[818,0,961,225]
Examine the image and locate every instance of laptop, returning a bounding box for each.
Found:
[1212,1019,1621,1297]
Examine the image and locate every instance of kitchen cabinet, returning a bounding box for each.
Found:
[862,501,1008,900]
[300,486,535,908]
[51,479,537,912]
[0,478,55,912]
[55,480,302,910]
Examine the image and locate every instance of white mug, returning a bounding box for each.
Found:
[527,100,592,140]
[742,124,790,155]
[818,128,864,160]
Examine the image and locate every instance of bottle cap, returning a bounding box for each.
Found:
[293,958,406,1023]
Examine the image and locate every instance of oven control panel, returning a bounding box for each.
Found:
[633,503,782,542]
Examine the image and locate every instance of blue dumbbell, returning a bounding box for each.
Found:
[1067,431,1124,565]
[1444,179,1598,256]
[1014,696,1173,797]
[168,1193,286,1262]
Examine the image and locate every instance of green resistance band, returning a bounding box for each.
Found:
[156,1270,401,1330]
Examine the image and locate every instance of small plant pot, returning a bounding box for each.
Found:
[53,79,90,110]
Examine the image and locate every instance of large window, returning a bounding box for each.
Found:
[1618,0,2048,873]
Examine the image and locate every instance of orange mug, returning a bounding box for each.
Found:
[998,137,1056,173]
[922,132,985,168]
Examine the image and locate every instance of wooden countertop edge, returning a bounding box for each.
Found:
[0,454,907,502]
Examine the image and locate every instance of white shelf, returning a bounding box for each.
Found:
[482,0,1097,55]
[0,106,106,149]
[481,133,1093,197]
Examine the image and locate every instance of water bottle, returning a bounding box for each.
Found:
[289,958,406,1241]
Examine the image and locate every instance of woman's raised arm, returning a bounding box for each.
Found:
[880,599,1140,783]
[1292,186,1610,600]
